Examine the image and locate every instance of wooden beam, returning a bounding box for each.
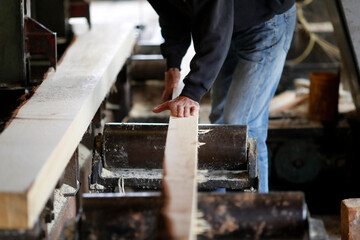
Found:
[0,5,136,229]
[162,114,198,239]
[341,199,360,240]
[160,42,198,239]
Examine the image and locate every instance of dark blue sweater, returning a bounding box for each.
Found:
[148,0,295,102]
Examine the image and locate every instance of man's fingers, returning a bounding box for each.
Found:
[177,105,184,118]
[190,105,199,116]
[184,106,190,117]
[152,102,170,113]
[169,104,178,117]
[153,96,199,118]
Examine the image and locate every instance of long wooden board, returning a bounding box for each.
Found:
[161,42,198,239]
[0,8,136,229]
[162,114,198,239]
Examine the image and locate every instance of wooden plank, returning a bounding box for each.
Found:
[341,199,360,240]
[162,115,198,240]
[0,5,136,229]
[160,42,198,239]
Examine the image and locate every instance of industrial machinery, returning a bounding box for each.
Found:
[79,123,329,239]
[0,0,90,131]
[1,0,360,239]
[90,123,258,192]
[267,0,360,215]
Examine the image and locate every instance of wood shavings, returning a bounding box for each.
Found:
[89,183,105,190]
[198,141,206,148]
[101,167,117,178]
[198,129,212,135]
[196,210,212,235]
[196,174,207,184]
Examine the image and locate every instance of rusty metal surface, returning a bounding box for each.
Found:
[25,17,57,70]
[81,193,162,240]
[103,123,248,170]
[197,192,308,240]
[80,192,309,240]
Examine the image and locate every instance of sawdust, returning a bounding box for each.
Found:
[196,210,212,235]
[196,174,207,184]
[60,184,76,195]
[103,168,163,180]
[48,188,68,236]
[197,141,206,148]
[54,189,67,212]
[101,167,117,178]
[198,170,243,181]
[89,183,105,190]
[198,129,212,135]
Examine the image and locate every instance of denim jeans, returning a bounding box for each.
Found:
[209,5,296,192]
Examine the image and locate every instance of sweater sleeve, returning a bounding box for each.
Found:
[147,0,191,70]
[267,0,295,14]
[180,0,234,102]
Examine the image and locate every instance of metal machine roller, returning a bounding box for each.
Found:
[90,123,259,192]
[80,192,327,239]
[103,123,248,170]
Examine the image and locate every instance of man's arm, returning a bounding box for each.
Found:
[150,0,234,117]
[180,0,234,103]
[148,0,192,111]
[148,0,191,71]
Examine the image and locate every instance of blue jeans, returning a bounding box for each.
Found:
[210,5,296,193]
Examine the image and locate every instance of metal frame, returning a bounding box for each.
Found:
[325,0,360,113]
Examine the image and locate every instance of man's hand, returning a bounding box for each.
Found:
[162,68,180,101]
[153,96,199,117]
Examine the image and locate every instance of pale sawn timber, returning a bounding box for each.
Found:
[162,114,199,239]
[0,17,136,230]
[160,42,198,239]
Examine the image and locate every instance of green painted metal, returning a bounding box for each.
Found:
[0,0,26,86]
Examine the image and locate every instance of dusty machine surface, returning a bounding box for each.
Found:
[90,123,258,192]
[80,123,328,240]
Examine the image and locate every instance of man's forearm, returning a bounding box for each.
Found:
[180,0,234,103]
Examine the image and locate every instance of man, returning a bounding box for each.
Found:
[149,0,296,192]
